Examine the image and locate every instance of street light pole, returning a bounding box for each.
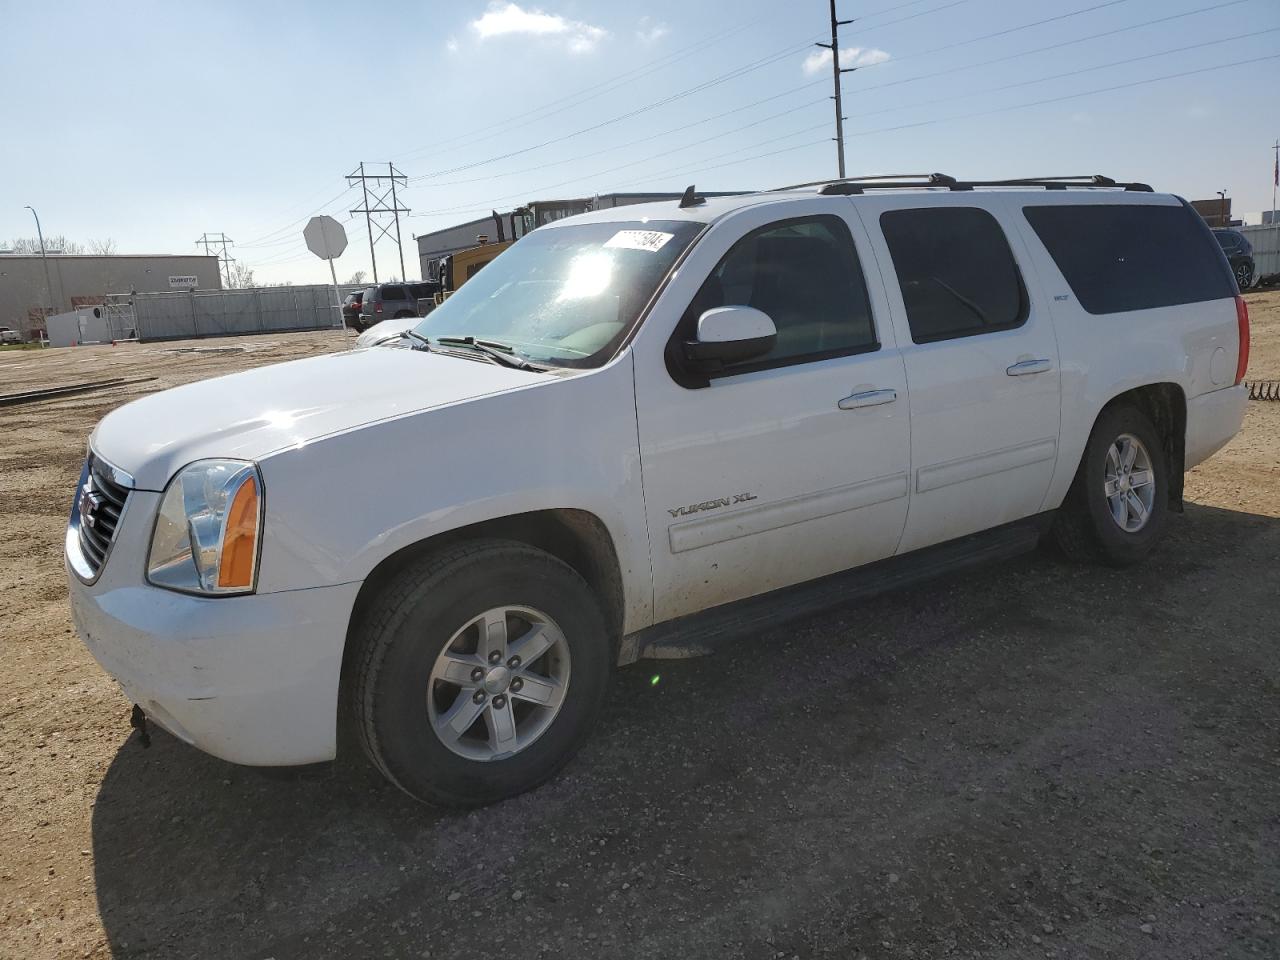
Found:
[24,205,56,324]
[1216,190,1228,228]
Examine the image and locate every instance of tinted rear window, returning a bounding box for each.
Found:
[381,285,407,300]
[880,206,1026,343]
[1023,204,1235,314]
[362,286,378,302]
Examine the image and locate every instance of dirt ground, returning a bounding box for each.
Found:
[1,298,1278,960]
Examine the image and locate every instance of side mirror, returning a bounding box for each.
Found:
[683,306,777,371]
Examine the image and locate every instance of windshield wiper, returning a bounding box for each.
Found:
[433,335,544,371]
[398,329,433,351]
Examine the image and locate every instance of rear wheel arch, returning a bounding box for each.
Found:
[338,509,625,752]
[1089,382,1187,511]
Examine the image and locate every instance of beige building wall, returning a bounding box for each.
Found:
[0,254,221,338]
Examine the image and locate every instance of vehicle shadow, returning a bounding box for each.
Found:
[92,502,1280,959]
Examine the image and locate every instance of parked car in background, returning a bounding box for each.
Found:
[67,176,1249,808]
[1213,228,1255,289]
[359,281,441,327]
[0,326,22,344]
[341,290,364,330]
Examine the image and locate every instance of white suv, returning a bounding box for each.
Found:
[67,175,1249,806]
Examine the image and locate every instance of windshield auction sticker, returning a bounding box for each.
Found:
[604,230,675,253]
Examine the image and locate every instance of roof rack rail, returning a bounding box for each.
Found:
[814,174,1153,195]
[772,173,949,192]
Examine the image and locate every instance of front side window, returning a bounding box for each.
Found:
[413,219,703,367]
[1024,204,1236,314]
[880,207,1027,343]
[674,215,877,377]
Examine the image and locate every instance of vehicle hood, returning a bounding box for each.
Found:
[91,347,551,489]
[355,315,419,348]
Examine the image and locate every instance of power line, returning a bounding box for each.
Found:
[412,52,1276,225]
[844,0,1255,96]
[844,52,1280,141]
[396,0,961,169]
[844,26,1280,122]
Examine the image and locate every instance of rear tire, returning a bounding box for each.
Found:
[350,539,611,807]
[1052,404,1169,567]
[1235,262,1253,290]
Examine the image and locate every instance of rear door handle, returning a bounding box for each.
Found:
[1006,358,1053,376]
[838,388,898,410]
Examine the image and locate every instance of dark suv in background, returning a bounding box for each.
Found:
[359,281,440,329]
[341,290,364,329]
[1213,228,1255,289]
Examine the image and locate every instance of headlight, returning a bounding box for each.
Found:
[147,459,262,595]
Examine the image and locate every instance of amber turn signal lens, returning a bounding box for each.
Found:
[217,475,259,589]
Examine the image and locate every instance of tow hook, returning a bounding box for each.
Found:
[130,704,152,749]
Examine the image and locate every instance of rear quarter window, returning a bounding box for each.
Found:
[382,285,407,300]
[1023,204,1235,314]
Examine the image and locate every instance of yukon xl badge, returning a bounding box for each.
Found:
[668,493,757,518]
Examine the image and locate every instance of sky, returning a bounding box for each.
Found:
[3,0,1279,286]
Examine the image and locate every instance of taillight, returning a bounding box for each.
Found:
[1235,295,1249,385]
[375,301,383,313]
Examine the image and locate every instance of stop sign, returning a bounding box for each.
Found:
[304,215,348,261]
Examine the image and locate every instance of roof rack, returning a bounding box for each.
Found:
[771,173,1153,195]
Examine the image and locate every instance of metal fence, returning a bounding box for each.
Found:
[112,284,364,342]
[1239,224,1280,282]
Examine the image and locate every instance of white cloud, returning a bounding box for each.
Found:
[445,36,459,53]
[471,2,606,54]
[802,45,890,75]
[636,16,668,44]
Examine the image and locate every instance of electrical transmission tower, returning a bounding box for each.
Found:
[347,162,410,282]
[195,232,236,288]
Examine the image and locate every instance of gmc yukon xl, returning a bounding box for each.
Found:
[67,175,1249,806]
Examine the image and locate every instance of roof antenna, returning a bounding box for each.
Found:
[678,184,706,209]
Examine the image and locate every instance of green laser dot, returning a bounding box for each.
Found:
[650,675,660,686]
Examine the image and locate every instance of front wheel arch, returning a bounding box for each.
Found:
[336,509,625,756]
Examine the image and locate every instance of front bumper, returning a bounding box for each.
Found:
[67,489,361,765]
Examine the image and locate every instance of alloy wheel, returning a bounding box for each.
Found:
[426,606,571,761]
[1103,433,1156,533]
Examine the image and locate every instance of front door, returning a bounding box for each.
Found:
[630,200,912,623]
[852,196,1062,554]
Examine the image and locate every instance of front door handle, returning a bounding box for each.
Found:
[838,388,898,410]
[1006,358,1053,377]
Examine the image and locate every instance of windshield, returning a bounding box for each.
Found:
[411,219,703,367]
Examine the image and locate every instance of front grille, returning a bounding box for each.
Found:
[76,455,130,576]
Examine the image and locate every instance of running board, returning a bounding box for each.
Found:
[626,513,1053,662]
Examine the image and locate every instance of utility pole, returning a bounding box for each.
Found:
[347,162,410,283]
[815,0,855,178]
[1216,190,1228,228]
[195,232,236,288]
[23,205,56,321]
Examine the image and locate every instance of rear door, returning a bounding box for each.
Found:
[853,196,1062,553]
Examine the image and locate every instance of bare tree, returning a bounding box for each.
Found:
[6,234,85,255]
[345,270,367,285]
[226,262,256,289]
[88,238,118,256]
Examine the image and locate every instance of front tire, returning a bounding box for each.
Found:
[1052,405,1169,566]
[350,540,612,807]
[1235,262,1253,290]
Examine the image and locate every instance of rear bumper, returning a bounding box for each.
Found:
[68,540,361,765]
[1186,383,1247,469]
